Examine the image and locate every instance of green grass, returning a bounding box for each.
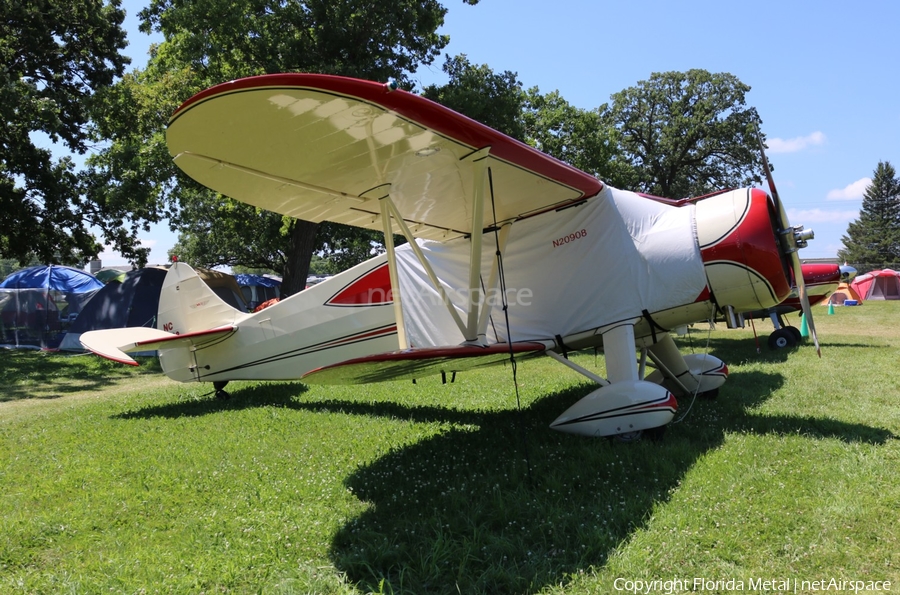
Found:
[1,302,899,593]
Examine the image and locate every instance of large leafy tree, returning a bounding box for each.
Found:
[423,55,626,187]
[171,192,384,278]
[522,89,627,188]
[89,0,476,294]
[838,161,900,268]
[601,69,764,199]
[422,54,528,139]
[1,0,132,265]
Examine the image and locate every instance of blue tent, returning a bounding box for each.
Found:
[234,273,281,288]
[0,265,103,292]
[0,265,103,349]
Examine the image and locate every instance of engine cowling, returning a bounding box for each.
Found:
[694,188,793,313]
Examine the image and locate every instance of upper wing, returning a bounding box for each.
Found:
[167,74,603,242]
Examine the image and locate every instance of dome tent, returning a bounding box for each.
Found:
[826,282,862,305]
[59,266,249,352]
[234,273,282,310]
[58,267,167,352]
[0,265,103,349]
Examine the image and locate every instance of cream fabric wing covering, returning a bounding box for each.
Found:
[396,186,706,348]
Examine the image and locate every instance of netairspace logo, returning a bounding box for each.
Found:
[613,577,892,594]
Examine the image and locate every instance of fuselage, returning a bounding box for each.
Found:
[742,263,841,319]
[155,185,797,384]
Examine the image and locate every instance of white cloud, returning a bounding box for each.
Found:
[767,131,826,154]
[787,208,859,224]
[826,177,870,201]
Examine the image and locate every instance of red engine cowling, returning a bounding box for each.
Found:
[694,188,792,312]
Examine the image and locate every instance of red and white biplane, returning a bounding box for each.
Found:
[737,263,848,349]
[82,73,822,439]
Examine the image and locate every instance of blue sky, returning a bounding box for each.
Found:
[102,0,899,265]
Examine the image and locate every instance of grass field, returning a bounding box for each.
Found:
[1,302,899,594]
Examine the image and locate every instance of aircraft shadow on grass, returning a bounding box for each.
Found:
[111,381,309,419]
[284,369,893,594]
[691,332,888,360]
[106,352,895,593]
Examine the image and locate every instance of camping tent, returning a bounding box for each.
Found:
[850,269,900,301]
[60,266,249,352]
[59,267,167,352]
[94,268,128,284]
[827,282,862,305]
[235,273,282,310]
[0,265,103,349]
[197,268,249,312]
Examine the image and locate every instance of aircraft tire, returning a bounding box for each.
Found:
[767,328,797,350]
[213,381,230,400]
[698,388,719,400]
[612,425,667,443]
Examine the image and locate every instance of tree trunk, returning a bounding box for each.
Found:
[281,219,319,297]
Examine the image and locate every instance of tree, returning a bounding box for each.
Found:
[422,54,527,139]
[170,194,383,278]
[522,89,627,188]
[838,161,900,268]
[600,69,764,199]
[1,0,133,266]
[89,0,476,294]
[422,55,626,187]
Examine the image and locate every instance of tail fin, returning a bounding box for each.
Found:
[157,262,244,335]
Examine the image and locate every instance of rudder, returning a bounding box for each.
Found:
[157,262,245,335]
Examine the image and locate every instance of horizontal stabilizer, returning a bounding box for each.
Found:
[81,326,237,366]
[301,342,548,385]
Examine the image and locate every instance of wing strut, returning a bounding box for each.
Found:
[381,194,469,340]
[377,147,497,345]
[379,197,408,349]
[466,148,489,336]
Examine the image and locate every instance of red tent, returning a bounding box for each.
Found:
[850,269,900,301]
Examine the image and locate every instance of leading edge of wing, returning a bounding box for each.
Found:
[300,341,549,385]
[167,73,604,233]
[170,74,602,195]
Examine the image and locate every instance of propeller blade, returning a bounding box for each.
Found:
[757,133,778,197]
[792,251,821,357]
[757,129,821,357]
[756,131,790,232]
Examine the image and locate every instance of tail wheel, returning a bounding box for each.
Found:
[213,381,230,400]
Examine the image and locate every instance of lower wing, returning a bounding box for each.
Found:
[301,342,549,384]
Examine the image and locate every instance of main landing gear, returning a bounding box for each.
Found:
[547,329,728,442]
[768,326,801,349]
[213,381,230,400]
[766,310,803,350]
